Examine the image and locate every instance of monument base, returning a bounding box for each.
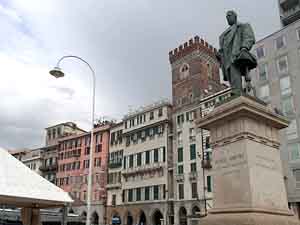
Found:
[200,212,299,225]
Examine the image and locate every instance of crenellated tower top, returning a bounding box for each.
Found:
[169,35,218,64]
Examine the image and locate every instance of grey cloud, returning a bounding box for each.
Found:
[1,0,280,148]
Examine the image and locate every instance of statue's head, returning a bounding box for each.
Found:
[226,10,237,26]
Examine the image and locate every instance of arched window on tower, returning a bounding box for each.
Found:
[179,63,190,80]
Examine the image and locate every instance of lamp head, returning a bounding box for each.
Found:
[49,67,64,78]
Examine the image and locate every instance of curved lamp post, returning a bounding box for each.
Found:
[49,55,95,225]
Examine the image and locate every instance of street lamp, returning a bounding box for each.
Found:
[49,55,96,225]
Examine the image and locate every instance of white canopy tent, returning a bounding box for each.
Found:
[0,148,73,224]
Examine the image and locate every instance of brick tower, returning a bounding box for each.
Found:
[169,36,225,111]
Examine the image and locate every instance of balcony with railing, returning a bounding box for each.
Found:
[122,162,164,177]
[106,182,122,190]
[279,0,300,25]
[108,161,123,169]
[175,174,184,182]
[39,163,58,172]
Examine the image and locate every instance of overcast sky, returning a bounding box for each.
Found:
[0,0,280,149]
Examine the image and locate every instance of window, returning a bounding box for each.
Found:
[136,188,141,201]
[189,128,195,136]
[94,158,101,167]
[294,169,300,189]
[180,63,190,79]
[178,165,184,174]
[282,97,294,115]
[112,194,116,206]
[129,155,134,168]
[178,147,183,162]
[137,153,142,166]
[177,114,184,125]
[123,157,127,169]
[154,149,159,162]
[256,46,265,59]
[85,147,90,155]
[191,182,198,199]
[149,128,154,137]
[259,84,270,100]
[190,144,196,160]
[205,136,210,149]
[83,191,87,201]
[286,119,298,140]
[145,187,150,200]
[275,36,286,49]
[258,64,268,81]
[153,186,159,200]
[150,111,154,120]
[120,190,125,203]
[190,163,197,172]
[84,160,90,169]
[96,144,102,153]
[178,184,184,199]
[290,143,300,161]
[145,151,150,164]
[158,108,163,117]
[297,28,300,40]
[207,176,212,192]
[128,189,133,202]
[277,56,288,74]
[163,147,166,162]
[177,131,183,145]
[280,76,291,95]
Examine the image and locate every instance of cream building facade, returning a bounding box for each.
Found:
[106,101,173,225]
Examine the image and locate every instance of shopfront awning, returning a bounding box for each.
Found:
[0,148,73,208]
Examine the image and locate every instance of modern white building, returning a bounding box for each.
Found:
[251,18,300,218]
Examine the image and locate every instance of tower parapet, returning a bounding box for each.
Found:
[169,36,218,64]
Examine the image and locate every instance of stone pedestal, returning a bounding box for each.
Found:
[196,96,299,225]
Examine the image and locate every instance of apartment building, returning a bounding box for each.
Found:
[278,0,300,27]
[41,122,86,183]
[169,35,227,225]
[106,101,172,225]
[251,19,300,217]
[56,121,112,225]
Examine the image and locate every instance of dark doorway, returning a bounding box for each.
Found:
[91,212,99,225]
[192,206,200,216]
[127,212,133,225]
[179,207,187,225]
[152,210,163,225]
[139,211,146,225]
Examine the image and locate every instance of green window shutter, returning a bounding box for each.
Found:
[146,151,150,164]
[190,162,197,172]
[145,187,150,200]
[154,149,159,162]
[153,185,159,200]
[137,153,142,166]
[207,176,212,192]
[123,157,127,169]
[129,155,134,168]
[178,147,183,162]
[128,189,133,202]
[163,147,166,162]
[190,144,196,160]
[178,165,184,174]
[186,112,190,121]
[136,188,141,201]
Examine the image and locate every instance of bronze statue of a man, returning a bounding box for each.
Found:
[217,10,257,93]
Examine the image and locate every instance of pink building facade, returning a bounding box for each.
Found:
[56,122,112,224]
